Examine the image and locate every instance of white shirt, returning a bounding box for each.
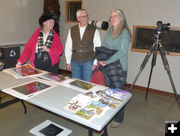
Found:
[65,24,101,65]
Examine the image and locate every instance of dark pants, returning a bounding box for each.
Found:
[112,71,127,123]
[114,107,125,123]
[34,53,59,74]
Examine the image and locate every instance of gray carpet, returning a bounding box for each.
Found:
[0,89,180,136]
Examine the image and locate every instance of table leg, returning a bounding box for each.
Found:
[0,94,27,115]
[0,90,2,103]
[20,100,27,114]
[88,128,93,136]
[0,98,19,108]
[101,126,108,136]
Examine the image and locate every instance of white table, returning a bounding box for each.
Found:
[0,71,132,136]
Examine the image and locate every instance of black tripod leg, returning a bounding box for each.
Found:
[145,42,159,100]
[129,46,154,92]
[145,66,154,100]
[159,46,180,108]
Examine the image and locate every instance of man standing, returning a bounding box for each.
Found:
[65,9,101,81]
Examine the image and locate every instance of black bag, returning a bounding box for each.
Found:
[37,51,49,62]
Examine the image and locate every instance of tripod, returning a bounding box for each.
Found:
[129,22,180,109]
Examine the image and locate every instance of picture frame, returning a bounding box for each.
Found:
[131,25,180,56]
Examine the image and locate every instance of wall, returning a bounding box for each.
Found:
[84,0,180,94]
[0,0,179,94]
[60,0,180,94]
[0,0,43,45]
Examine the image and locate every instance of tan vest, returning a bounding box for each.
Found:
[71,24,96,62]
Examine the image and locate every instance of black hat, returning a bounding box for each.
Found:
[39,13,58,27]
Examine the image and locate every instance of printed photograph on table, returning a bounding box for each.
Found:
[105,88,128,100]
[12,81,51,95]
[82,91,97,99]
[75,107,95,120]
[41,72,66,82]
[29,120,72,136]
[75,101,106,120]
[69,80,94,90]
[95,90,122,109]
[86,102,105,116]
[64,95,90,112]
[5,64,44,78]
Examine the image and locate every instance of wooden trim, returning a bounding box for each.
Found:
[126,83,180,98]
[65,0,82,23]
[131,25,180,56]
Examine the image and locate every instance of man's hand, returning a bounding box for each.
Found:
[92,65,96,71]
[66,64,71,71]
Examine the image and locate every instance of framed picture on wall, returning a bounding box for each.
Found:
[65,0,82,22]
[131,25,180,56]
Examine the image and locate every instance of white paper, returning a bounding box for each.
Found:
[29,120,72,136]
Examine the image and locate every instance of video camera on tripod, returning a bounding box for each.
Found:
[154,21,170,39]
[156,21,170,32]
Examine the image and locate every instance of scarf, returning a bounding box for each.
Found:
[37,28,54,61]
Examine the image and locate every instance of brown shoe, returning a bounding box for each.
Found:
[110,121,120,128]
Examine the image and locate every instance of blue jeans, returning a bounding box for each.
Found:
[71,59,93,82]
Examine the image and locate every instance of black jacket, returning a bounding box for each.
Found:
[95,47,127,89]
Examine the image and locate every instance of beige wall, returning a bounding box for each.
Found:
[0,0,43,45]
[83,0,180,94]
[60,0,180,94]
[0,0,179,94]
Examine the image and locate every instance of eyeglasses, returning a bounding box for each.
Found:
[109,15,119,20]
[78,15,89,18]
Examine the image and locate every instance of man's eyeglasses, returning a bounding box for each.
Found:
[78,15,89,18]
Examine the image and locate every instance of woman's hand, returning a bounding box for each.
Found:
[98,61,107,66]
[42,45,50,52]
[16,61,22,68]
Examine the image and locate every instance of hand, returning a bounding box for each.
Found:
[42,45,49,52]
[92,65,96,71]
[16,61,22,68]
[66,64,71,71]
[99,61,107,66]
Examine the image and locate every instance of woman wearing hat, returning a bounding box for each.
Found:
[16,13,63,74]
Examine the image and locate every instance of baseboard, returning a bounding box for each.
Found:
[58,69,179,98]
[126,84,180,98]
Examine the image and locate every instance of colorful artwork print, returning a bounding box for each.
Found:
[12,64,43,77]
[87,103,104,116]
[64,95,90,112]
[69,80,94,90]
[95,90,122,109]
[105,89,127,100]
[42,73,65,82]
[12,81,51,95]
[82,91,97,99]
[75,107,95,120]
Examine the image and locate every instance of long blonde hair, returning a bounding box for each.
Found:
[110,9,131,39]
